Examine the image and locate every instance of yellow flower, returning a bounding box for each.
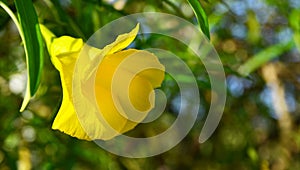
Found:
[40,24,165,140]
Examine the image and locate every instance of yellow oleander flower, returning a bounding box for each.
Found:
[40,24,165,140]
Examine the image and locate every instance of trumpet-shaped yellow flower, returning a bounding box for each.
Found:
[40,24,165,140]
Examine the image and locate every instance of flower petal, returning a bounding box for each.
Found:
[50,36,83,70]
[104,23,139,55]
[41,23,164,141]
[94,49,165,138]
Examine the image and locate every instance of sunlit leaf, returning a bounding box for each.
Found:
[14,0,44,111]
[289,10,300,30]
[289,9,300,52]
[187,0,210,40]
[293,33,300,53]
[238,41,294,76]
[247,10,261,44]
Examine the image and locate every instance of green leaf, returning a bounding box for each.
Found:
[238,41,294,76]
[289,9,300,53]
[293,33,300,53]
[246,10,261,44]
[187,0,210,40]
[14,0,44,111]
[50,0,86,40]
[289,10,300,30]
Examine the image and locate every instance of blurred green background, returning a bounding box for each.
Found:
[1,0,300,169]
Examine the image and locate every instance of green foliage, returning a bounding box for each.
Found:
[188,0,210,39]
[289,9,300,52]
[14,0,43,98]
[0,0,300,169]
[0,0,44,111]
[238,40,294,76]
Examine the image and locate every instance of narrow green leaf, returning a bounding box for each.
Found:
[246,11,261,44]
[238,41,294,76]
[289,10,300,31]
[0,2,23,39]
[289,9,300,52]
[50,0,86,40]
[293,33,300,52]
[187,0,210,40]
[14,0,44,111]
